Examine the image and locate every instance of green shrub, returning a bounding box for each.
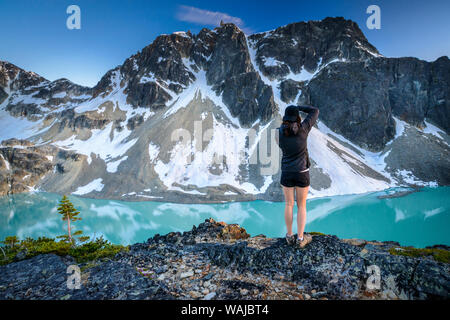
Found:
[0,235,127,266]
[0,196,128,266]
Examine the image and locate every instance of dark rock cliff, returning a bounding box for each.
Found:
[301,56,450,151]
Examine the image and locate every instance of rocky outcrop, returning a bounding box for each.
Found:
[0,219,448,300]
[0,139,86,196]
[0,61,45,91]
[125,81,173,110]
[280,79,304,103]
[0,139,53,195]
[220,71,277,126]
[58,108,111,131]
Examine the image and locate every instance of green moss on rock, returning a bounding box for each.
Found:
[389,246,450,264]
[309,232,326,236]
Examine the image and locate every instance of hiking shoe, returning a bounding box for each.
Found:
[285,233,296,245]
[296,234,312,248]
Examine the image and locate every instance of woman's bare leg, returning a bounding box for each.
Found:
[282,186,295,236]
[295,186,309,239]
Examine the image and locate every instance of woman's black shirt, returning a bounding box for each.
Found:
[277,105,319,172]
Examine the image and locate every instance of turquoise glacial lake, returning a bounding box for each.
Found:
[0,187,449,248]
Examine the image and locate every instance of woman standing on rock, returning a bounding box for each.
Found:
[277,105,319,248]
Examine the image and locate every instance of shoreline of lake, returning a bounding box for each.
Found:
[1,186,449,249]
[0,184,439,205]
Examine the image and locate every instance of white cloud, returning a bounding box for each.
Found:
[176,5,252,34]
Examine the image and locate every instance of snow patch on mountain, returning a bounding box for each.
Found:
[148,143,160,163]
[307,123,392,198]
[422,120,447,141]
[54,122,138,165]
[73,178,104,195]
[317,121,392,179]
[52,91,67,98]
[0,109,52,141]
[395,169,438,187]
[262,57,283,67]
[106,156,128,173]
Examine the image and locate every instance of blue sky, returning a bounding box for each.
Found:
[1,0,449,87]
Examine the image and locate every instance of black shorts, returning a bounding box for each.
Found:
[280,170,310,188]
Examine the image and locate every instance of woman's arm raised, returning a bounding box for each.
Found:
[293,105,320,133]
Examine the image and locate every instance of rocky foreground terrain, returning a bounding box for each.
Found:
[0,218,448,300]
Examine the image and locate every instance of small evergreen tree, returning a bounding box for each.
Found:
[57,195,84,244]
[1,236,19,248]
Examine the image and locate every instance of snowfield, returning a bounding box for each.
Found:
[72,178,104,195]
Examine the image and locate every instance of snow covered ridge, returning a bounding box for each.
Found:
[0,17,449,202]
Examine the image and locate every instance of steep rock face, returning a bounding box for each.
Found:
[0,88,7,106]
[119,33,197,109]
[220,71,276,125]
[423,56,450,131]
[302,57,450,151]
[0,61,45,91]
[386,57,450,132]
[302,60,396,151]
[206,24,277,127]
[126,81,173,110]
[280,79,304,103]
[206,24,253,86]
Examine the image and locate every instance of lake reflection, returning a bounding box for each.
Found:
[0,187,449,248]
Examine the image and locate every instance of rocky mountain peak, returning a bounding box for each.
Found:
[248,17,382,80]
[206,23,254,87]
[0,61,47,93]
[85,17,390,127]
[0,60,93,121]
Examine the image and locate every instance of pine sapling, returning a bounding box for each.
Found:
[57,195,82,244]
